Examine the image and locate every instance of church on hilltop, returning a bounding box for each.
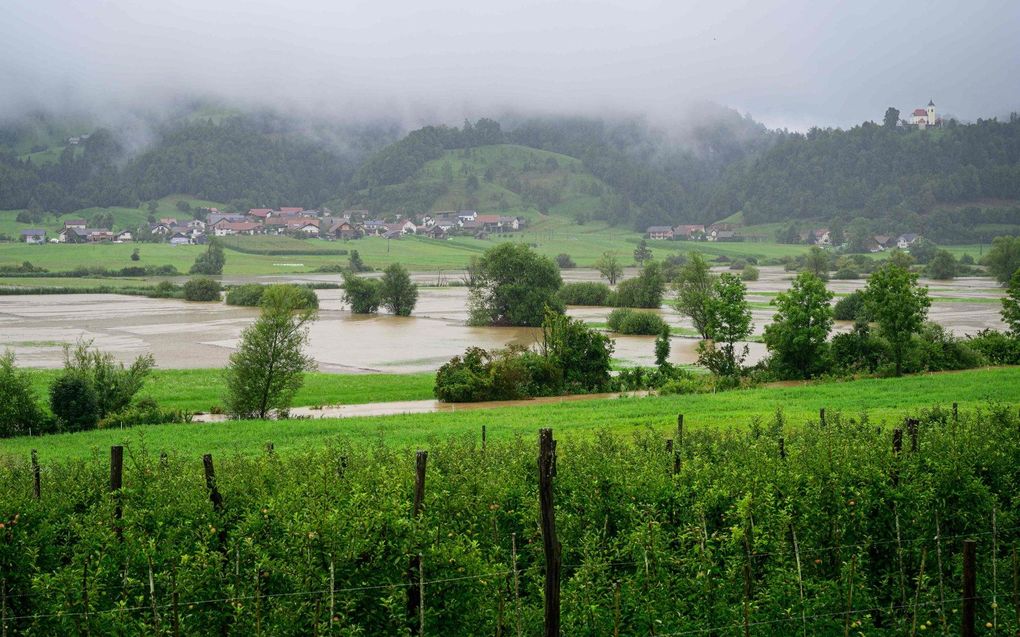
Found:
[910,100,942,129]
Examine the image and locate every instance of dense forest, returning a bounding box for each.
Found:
[2,106,1019,236]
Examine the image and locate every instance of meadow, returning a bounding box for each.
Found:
[5,366,1017,462]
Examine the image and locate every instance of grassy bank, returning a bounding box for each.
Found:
[25,368,437,414]
[7,366,1017,461]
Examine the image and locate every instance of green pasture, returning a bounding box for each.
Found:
[6,366,1017,462]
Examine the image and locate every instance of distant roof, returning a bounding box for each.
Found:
[21,229,46,236]
[646,226,673,232]
[928,100,935,107]
[912,109,927,116]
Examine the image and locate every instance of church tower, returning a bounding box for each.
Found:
[927,100,936,126]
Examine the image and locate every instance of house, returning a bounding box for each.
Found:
[149,222,174,236]
[187,219,206,230]
[276,207,305,216]
[327,221,361,240]
[897,233,920,249]
[363,219,388,235]
[811,229,831,246]
[673,224,705,240]
[646,226,675,240]
[398,219,417,234]
[383,230,403,240]
[707,223,736,241]
[872,235,893,252]
[290,220,320,235]
[477,215,505,232]
[159,218,178,226]
[58,227,87,243]
[169,232,193,246]
[83,228,113,243]
[207,213,248,226]
[457,210,478,223]
[247,208,273,219]
[21,229,46,244]
[713,230,738,242]
[425,225,448,239]
[213,221,261,236]
[63,219,87,230]
[460,220,482,233]
[114,230,133,242]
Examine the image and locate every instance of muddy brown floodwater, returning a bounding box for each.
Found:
[0,267,1005,372]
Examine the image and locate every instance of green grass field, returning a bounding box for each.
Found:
[7,366,1017,462]
[25,368,437,414]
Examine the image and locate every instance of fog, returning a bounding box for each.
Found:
[3,0,1019,130]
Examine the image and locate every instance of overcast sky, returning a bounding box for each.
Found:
[3,0,1018,130]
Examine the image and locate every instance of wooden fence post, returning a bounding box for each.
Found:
[538,429,561,637]
[962,539,976,637]
[673,414,684,475]
[952,402,959,423]
[408,451,428,625]
[202,454,227,548]
[482,425,487,452]
[892,429,903,487]
[779,437,786,461]
[31,449,40,500]
[110,446,124,542]
[820,408,826,428]
[907,419,919,452]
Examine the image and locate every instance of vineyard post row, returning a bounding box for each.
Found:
[19,406,994,636]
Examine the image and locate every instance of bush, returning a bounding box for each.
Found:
[830,321,888,373]
[740,265,759,281]
[911,323,985,372]
[729,260,746,270]
[832,289,868,321]
[189,239,225,275]
[965,329,1020,364]
[558,282,613,306]
[226,284,319,309]
[98,398,193,429]
[555,253,576,269]
[149,281,181,298]
[49,374,99,432]
[342,272,381,314]
[832,267,860,280]
[183,277,222,301]
[0,351,45,438]
[606,308,669,335]
[613,262,665,308]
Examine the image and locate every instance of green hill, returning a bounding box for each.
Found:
[343,143,626,224]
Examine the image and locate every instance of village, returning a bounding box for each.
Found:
[16,207,529,246]
[644,222,922,252]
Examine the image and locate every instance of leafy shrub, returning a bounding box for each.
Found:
[558,282,613,306]
[832,289,868,321]
[613,262,665,308]
[965,329,1020,364]
[911,323,985,372]
[183,277,222,301]
[49,374,99,432]
[740,265,759,281]
[226,284,319,309]
[606,308,668,335]
[0,351,45,438]
[60,341,155,420]
[342,273,381,313]
[729,260,746,270]
[98,398,193,429]
[149,281,181,298]
[830,321,888,373]
[832,267,860,280]
[555,253,576,268]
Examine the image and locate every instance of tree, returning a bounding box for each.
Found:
[342,272,381,314]
[654,324,671,371]
[348,249,369,273]
[224,285,317,419]
[1002,270,1020,336]
[189,239,225,275]
[984,236,1020,285]
[762,272,834,379]
[540,309,614,393]
[671,252,716,338]
[146,200,158,214]
[698,273,752,378]
[887,249,915,269]
[378,263,418,316]
[0,351,44,438]
[130,248,140,261]
[909,238,938,264]
[183,277,222,301]
[595,252,623,285]
[883,107,900,129]
[176,200,192,213]
[467,243,563,326]
[926,249,957,280]
[555,254,576,269]
[633,239,652,265]
[865,263,931,376]
[802,246,830,280]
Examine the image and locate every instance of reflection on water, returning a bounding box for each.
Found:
[0,268,1005,373]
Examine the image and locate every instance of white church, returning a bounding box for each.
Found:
[910,100,942,129]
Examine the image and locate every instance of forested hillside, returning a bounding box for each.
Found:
[2,106,1019,239]
[713,115,1020,225]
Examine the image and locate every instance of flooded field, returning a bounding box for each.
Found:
[0,267,1005,372]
